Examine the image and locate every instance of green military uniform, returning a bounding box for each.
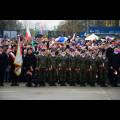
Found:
[98,56,109,87]
[69,50,78,86]
[36,50,48,86]
[49,53,58,86]
[88,55,98,86]
[58,53,67,86]
[79,54,89,86]
[66,53,71,83]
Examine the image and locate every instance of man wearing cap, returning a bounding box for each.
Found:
[99,52,109,87]
[69,49,77,86]
[58,49,67,86]
[96,50,103,85]
[49,49,58,86]
[66,49,71,84]
[36,49,47,86]
[88,51,98,87]
[0,45,8,86]
[78,50,88,86]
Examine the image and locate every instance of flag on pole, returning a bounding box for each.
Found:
[25,28,31,41]
[41,25,43,33]
[14,35,23,76]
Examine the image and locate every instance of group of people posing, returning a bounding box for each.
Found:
[0,36,120,87]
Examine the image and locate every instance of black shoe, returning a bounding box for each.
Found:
[0,83,4,86]
[90,83,95,87]
[100,83,107,87]
[34,85,37,87]
[15,84,19,86]
[10,84,15,86]
[83,83,86,87]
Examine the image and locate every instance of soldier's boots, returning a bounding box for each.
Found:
[49,81,56,86]
[26,83,33,87]
[39,82,46,86]
[80,82,86,87]
[90,83,95,87]
[100,82,107,87]
[69,81,76,86]
[60,82,66,86]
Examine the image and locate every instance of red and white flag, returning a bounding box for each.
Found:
[14,35,23,76]
[25,28,31,41]
[114,70,118,75]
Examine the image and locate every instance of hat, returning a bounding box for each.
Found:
[71,49,75,52]
[102,51,106,55]
[92,51,96,54]
[62,49,65,52]
[98,50,102,53]
[89,49,93,52]
[42,49,45,52]
[81,50,85,53]
[51,49,55,52]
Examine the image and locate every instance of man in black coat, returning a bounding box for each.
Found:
[109,47,120,87]
[106,41,115,85]
[0,45,8,86]
[23,48,36,75]
[9,45,19,86]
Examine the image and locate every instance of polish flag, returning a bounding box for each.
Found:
[25,28,31,41]
[114,70,118,75]
[14,35,23,76]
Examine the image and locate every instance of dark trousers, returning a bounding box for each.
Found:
[26,74,38,85]
[112,67,119,85]
[0,69,6,85]
[10,70,18,84]
[5,71,10,82]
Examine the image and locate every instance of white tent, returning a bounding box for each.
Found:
[85,34,99,41]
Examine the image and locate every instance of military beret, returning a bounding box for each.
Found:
[51,49,55,52]
[71,49,75,52]
[92,51,96,54]
[98,50,102,53]
[89,49,93,52]
[81,50,85,53]
[42,49,45,52]
[102,51,106,55]
[62,49,66,52]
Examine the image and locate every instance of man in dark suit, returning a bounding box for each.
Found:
[109,47,120,87]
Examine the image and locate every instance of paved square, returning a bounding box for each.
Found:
[0,83,120,100]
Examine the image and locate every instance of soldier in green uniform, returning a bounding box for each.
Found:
[96,50,103,85]
[49,49,58,86]
[36,49,48,86]
[86,49,93,85]
[88,51,98,87]
[99,52,109,87]
[78,50,88,87]
[58,49,67,86]
[69,49,78,86]
[66,49,72,84]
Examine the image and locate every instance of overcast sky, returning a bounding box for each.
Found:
[19,20,63,30]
